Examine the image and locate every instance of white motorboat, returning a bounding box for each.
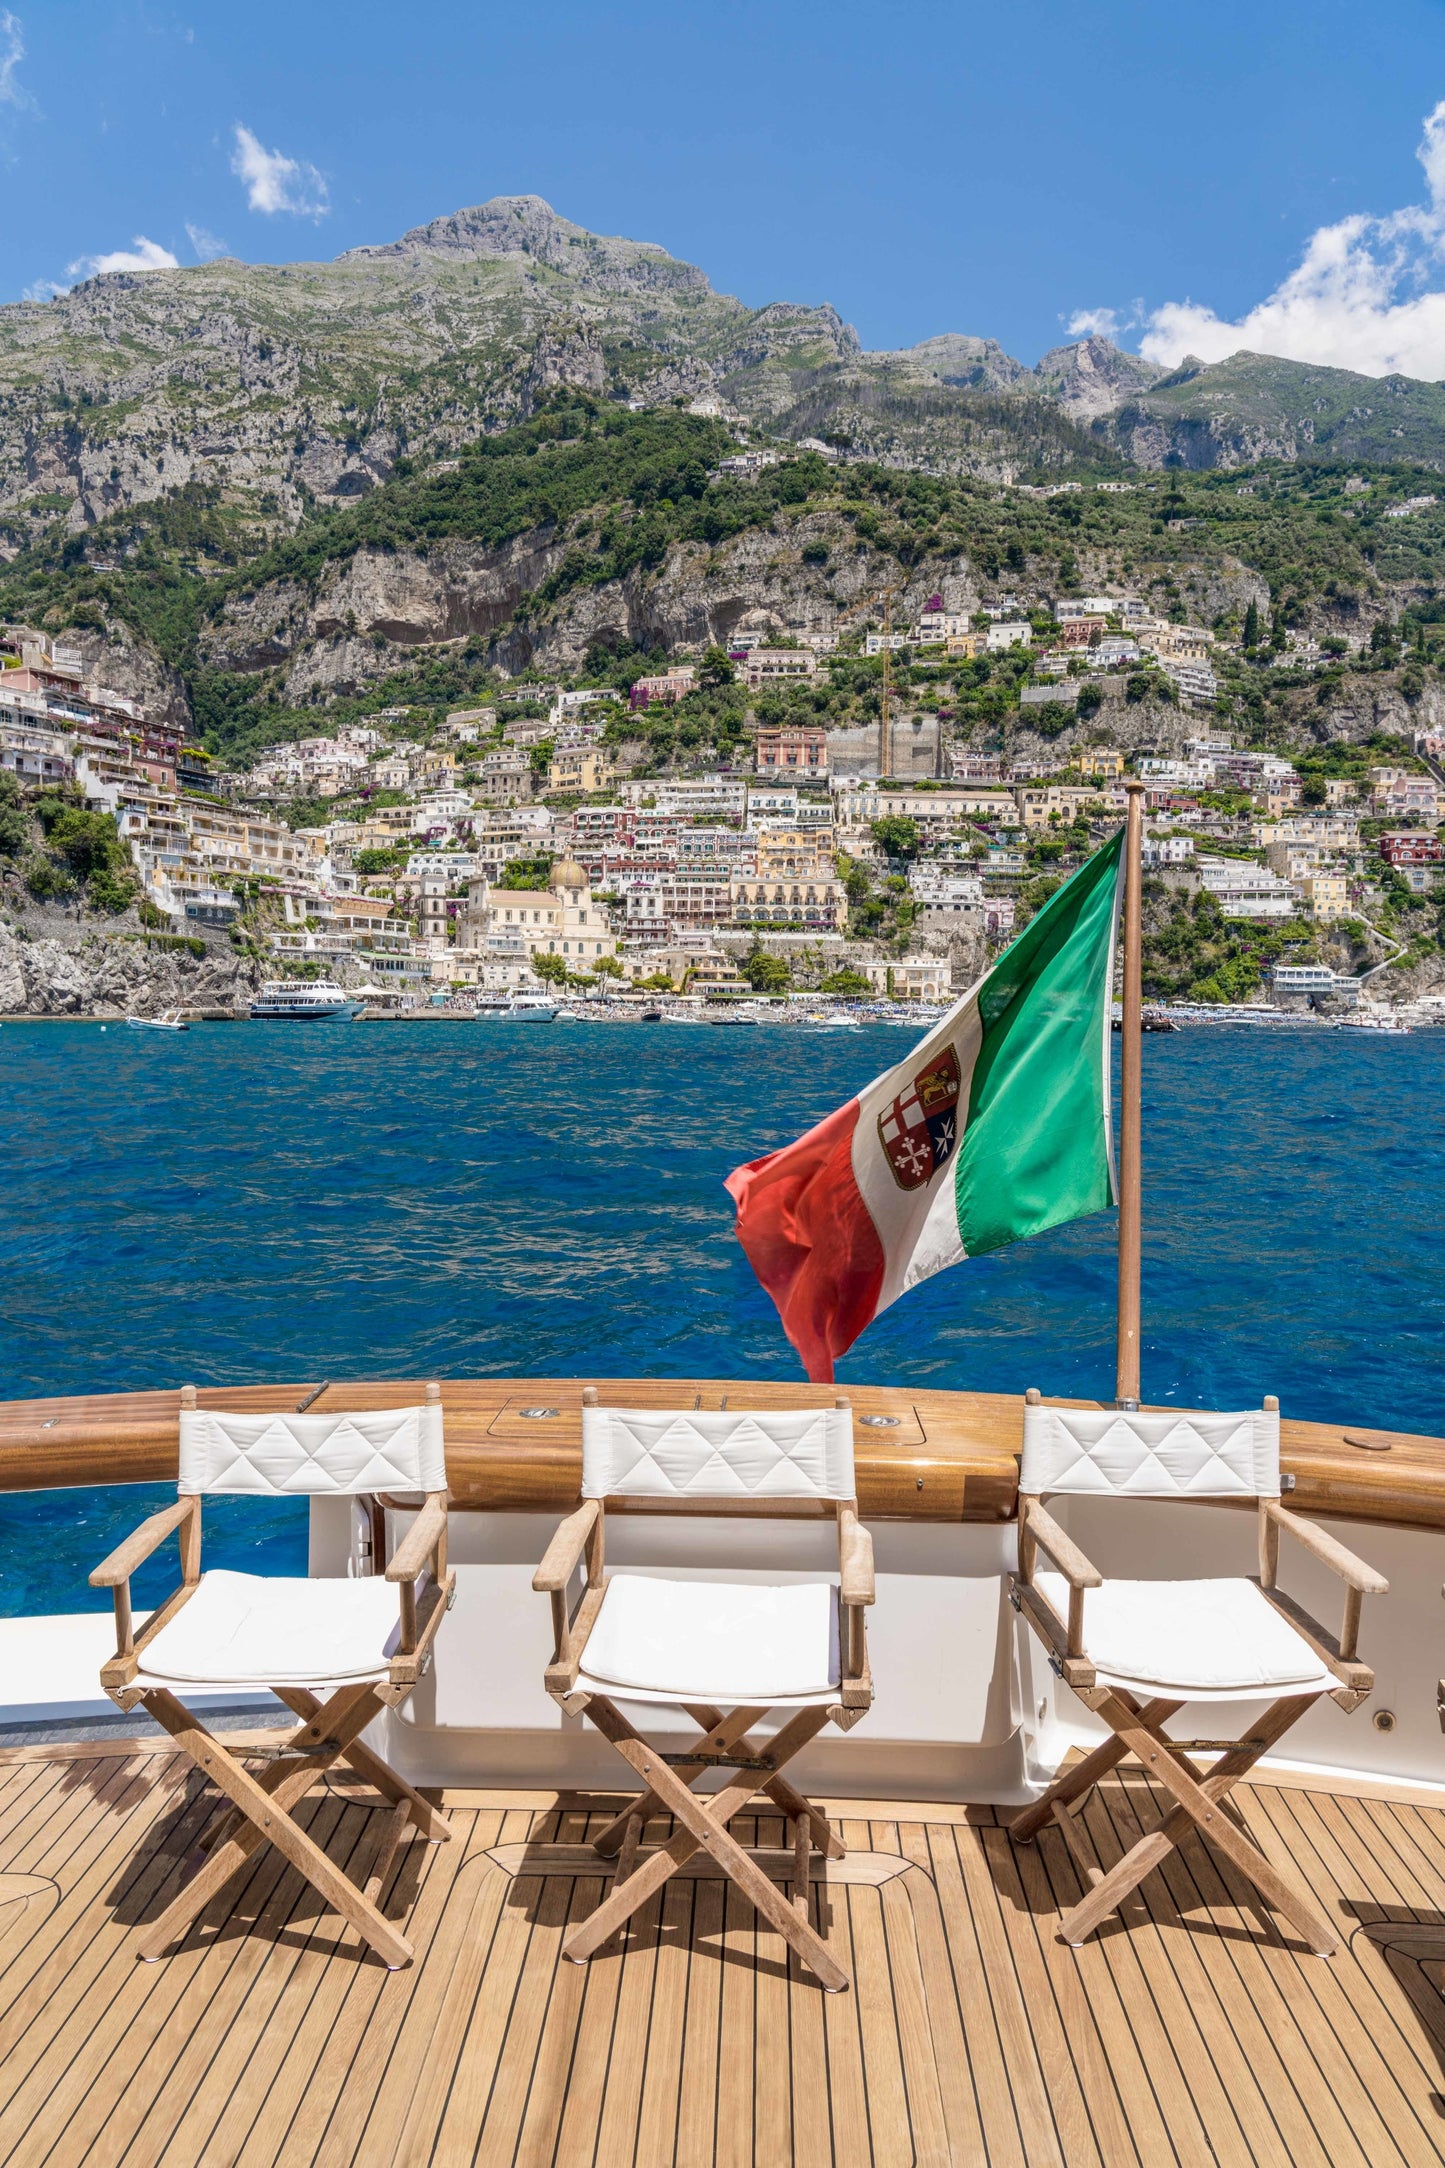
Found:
[125,1010,189,1032]
[249,980,366,1020]
[474,991,559,1021]
[1338,1009,1410,1033]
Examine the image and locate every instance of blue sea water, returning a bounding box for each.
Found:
[1,1015,1442,1616]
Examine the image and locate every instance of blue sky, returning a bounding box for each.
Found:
[4,0,1445,373]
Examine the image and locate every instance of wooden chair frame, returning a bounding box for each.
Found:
[90,1384,456,1970]
[1010,1390,1387,1955]
[533,1389,874,1992]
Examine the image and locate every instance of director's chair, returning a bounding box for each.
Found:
[534,1389,875,1992]
[91,1383,455,1969]
[1010,1389,1386,1954]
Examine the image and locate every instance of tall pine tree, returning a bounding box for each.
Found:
[1243,599,1259,648]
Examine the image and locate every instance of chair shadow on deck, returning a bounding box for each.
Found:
[985,1766,1329,1957]
[489,1804,882,1989]
[1346,1901,1445,2115]
[103,1769,432,1968]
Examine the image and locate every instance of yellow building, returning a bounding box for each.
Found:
[730,875,847,930]
[752,828,834,878]
[1299,872,1351,923]
[547,749,615,795]
[1076,748,1126,780]
[465,857,618,968]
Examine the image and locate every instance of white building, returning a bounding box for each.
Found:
[1142,834,1196,868]
[986,623,1032,652]
[1197,856,1298,920]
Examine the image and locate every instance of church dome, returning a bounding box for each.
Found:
[549,856,588,892]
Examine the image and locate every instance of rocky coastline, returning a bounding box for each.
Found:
[0,910,259,1019]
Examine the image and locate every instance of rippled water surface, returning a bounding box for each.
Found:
[1,1015,1442,1613]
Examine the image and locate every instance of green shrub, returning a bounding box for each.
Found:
[23,855,69,900]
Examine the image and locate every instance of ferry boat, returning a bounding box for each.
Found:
[248,979,366,1020]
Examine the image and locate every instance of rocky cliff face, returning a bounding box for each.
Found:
[1032,336,1164,422]
[0,917,259,1016]
[197,506,970,701]
[0,198,867,548]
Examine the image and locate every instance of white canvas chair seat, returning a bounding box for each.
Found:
[1011,1389,1386,1958]
[1034,1572,1336,1699]
[535,1390,875,1993]
[92,1385,455,1972]
[136,1569,402,1689]
[577,1576,840,1705]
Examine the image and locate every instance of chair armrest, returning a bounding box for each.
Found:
[1264,1503,1388,1595]
[837,1505,875,1606]
[385,1494,449,1584]
[533,1500,601,1593]
[1023,1502,1103,1590]
[90,1498,195,1588]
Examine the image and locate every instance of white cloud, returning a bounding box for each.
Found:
[230,123,328,217]
[67,236,180,279]
[0,11,29,111]
[1113,102,1445,379]
[185,221,228,261]
[1065,307,1128,342]
[22,277,65,303]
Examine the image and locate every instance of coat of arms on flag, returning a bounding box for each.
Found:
[877,1045,962,1191]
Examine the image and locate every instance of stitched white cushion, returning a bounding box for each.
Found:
[578,1576,840,1703]
[1021,1405,1279,1500]
[581,1407,854,1501]
[138,1570,401,1686]
[178,1404,446,1497]
[1035,1573,1335,1695]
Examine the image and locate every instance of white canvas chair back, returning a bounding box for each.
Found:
[178,1403,446,1497]
[1020,1401,1279,1501]
[581,1404,855,1503]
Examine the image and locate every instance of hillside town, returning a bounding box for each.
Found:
[2,585,1442,1014]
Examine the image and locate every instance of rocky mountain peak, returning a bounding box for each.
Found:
[1031,336,1165,420]
[339,194,713,298]
[892,334,1031,392]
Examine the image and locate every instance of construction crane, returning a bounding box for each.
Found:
[836,579,906,759]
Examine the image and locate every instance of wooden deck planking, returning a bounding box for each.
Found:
[1,1754,1445,2163]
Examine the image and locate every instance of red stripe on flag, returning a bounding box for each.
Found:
[724,1098,886,1384]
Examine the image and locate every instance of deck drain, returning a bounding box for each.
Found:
[519,1406,560,1419]
[859,1414,900,1428]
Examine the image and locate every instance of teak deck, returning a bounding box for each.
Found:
[1,1746,1445,2163]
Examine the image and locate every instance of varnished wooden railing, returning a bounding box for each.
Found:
[0,1377,1441,1528]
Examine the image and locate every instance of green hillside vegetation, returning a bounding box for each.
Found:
[1110,352,1445,469]
[5,399,1445,770]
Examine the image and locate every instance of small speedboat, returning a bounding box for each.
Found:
[126,1010,189,1032]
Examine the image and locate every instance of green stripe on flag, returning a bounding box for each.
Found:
[954,828,1123,1258]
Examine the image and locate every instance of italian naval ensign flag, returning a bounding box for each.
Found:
[725,829,1124,1382]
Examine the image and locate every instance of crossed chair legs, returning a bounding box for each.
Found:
[564,1699,851,1992]
[139,1682,451,1970]
[1013,1687,1339,1955]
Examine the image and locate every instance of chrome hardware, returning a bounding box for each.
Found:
[859,1414,899,1428]
[519,1406,560,1419]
